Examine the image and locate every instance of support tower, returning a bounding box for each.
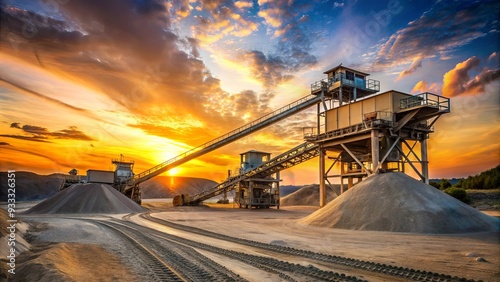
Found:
[306,65,450,207]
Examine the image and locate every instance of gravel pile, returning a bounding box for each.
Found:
[24,183,145,214]
[300,172,500,233]
[281,184,337,206]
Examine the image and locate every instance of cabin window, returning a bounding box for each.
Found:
[346,71,354,81]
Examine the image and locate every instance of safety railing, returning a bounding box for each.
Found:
[311,73,380,94]
[311,78,328,93]
[400,92,450,112]
[303,118,395,142]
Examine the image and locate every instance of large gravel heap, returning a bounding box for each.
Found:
[281,184,337,206]
[300,172,499,233]
[24,183,145,214]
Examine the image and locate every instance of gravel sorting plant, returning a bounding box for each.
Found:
[300,172,500,233]
[24,183,145,214]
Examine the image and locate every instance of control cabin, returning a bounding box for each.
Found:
[112,156,134,186]
[234,150,280,209]
[311,64,380,104]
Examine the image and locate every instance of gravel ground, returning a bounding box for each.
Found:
[20,215,151,280]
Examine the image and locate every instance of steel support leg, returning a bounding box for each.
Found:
[371,129,380,173]
[319,148,326,208]
[421,138,429,184]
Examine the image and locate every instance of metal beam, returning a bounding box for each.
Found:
[393,109,419,132]
[340,143,372,175]
[403,140,422,163]
[325,154,339,174]
[396,144,425,181]
[371,129,380,173]
[421,139,429,184]
[378,136,401,172]
[319,148,326,207]
[321,133,371,147]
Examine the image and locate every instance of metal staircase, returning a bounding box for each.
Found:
[131,94,323,186]
[182,142,320,205]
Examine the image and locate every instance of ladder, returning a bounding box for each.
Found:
[184,142,320,205]
[131,94,322,185]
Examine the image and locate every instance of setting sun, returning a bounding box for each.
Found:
[168,167,181,176]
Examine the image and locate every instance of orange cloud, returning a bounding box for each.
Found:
[234,1,253,9]
[397,57,423,80]
[373,1,497,72]
[192,3,259,45]
[442,56,500,97]
[411,80,440,94]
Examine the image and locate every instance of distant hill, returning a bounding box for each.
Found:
[429,165,500,190]
[430,178,462,185]
[0,171,63,201]
[0,171,218,201]
[140,176,218,199]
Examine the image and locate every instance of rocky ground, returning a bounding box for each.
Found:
[1,202,499,282]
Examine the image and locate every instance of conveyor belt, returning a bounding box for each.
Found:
[131,94,322,186]
[182,142,319,205]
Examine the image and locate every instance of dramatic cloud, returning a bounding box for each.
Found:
[0,1,274,141]
[397,57,423,80]
[411,80,440,94]
[5,123,94,141]
[373,1,499,72]
[192,1,259,44]
[442,56,500,97]
[234,1,253,10]
[243,50,293,88]
[241,2,318,88]
[488,51,499,64]
[0,141,11,145]
[257,0,312,29]
[169,0,193,19]
[0,134,51,143]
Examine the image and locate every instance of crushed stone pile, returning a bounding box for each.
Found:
[24,183,145,214]
[281,184,337,206]
[299,172,500,233]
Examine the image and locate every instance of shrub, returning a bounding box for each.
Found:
[440,179,452,190]
[445,187,468,203]
[429,182,440,189]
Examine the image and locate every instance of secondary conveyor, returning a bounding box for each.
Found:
[122,93,323,201]
[175,141,320,206]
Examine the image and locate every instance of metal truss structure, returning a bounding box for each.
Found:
[310,91,451,207]
[182,142,320,205]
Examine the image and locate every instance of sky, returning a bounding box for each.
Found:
[0,0,499,185]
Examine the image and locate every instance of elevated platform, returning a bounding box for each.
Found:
[305,91,450,144]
